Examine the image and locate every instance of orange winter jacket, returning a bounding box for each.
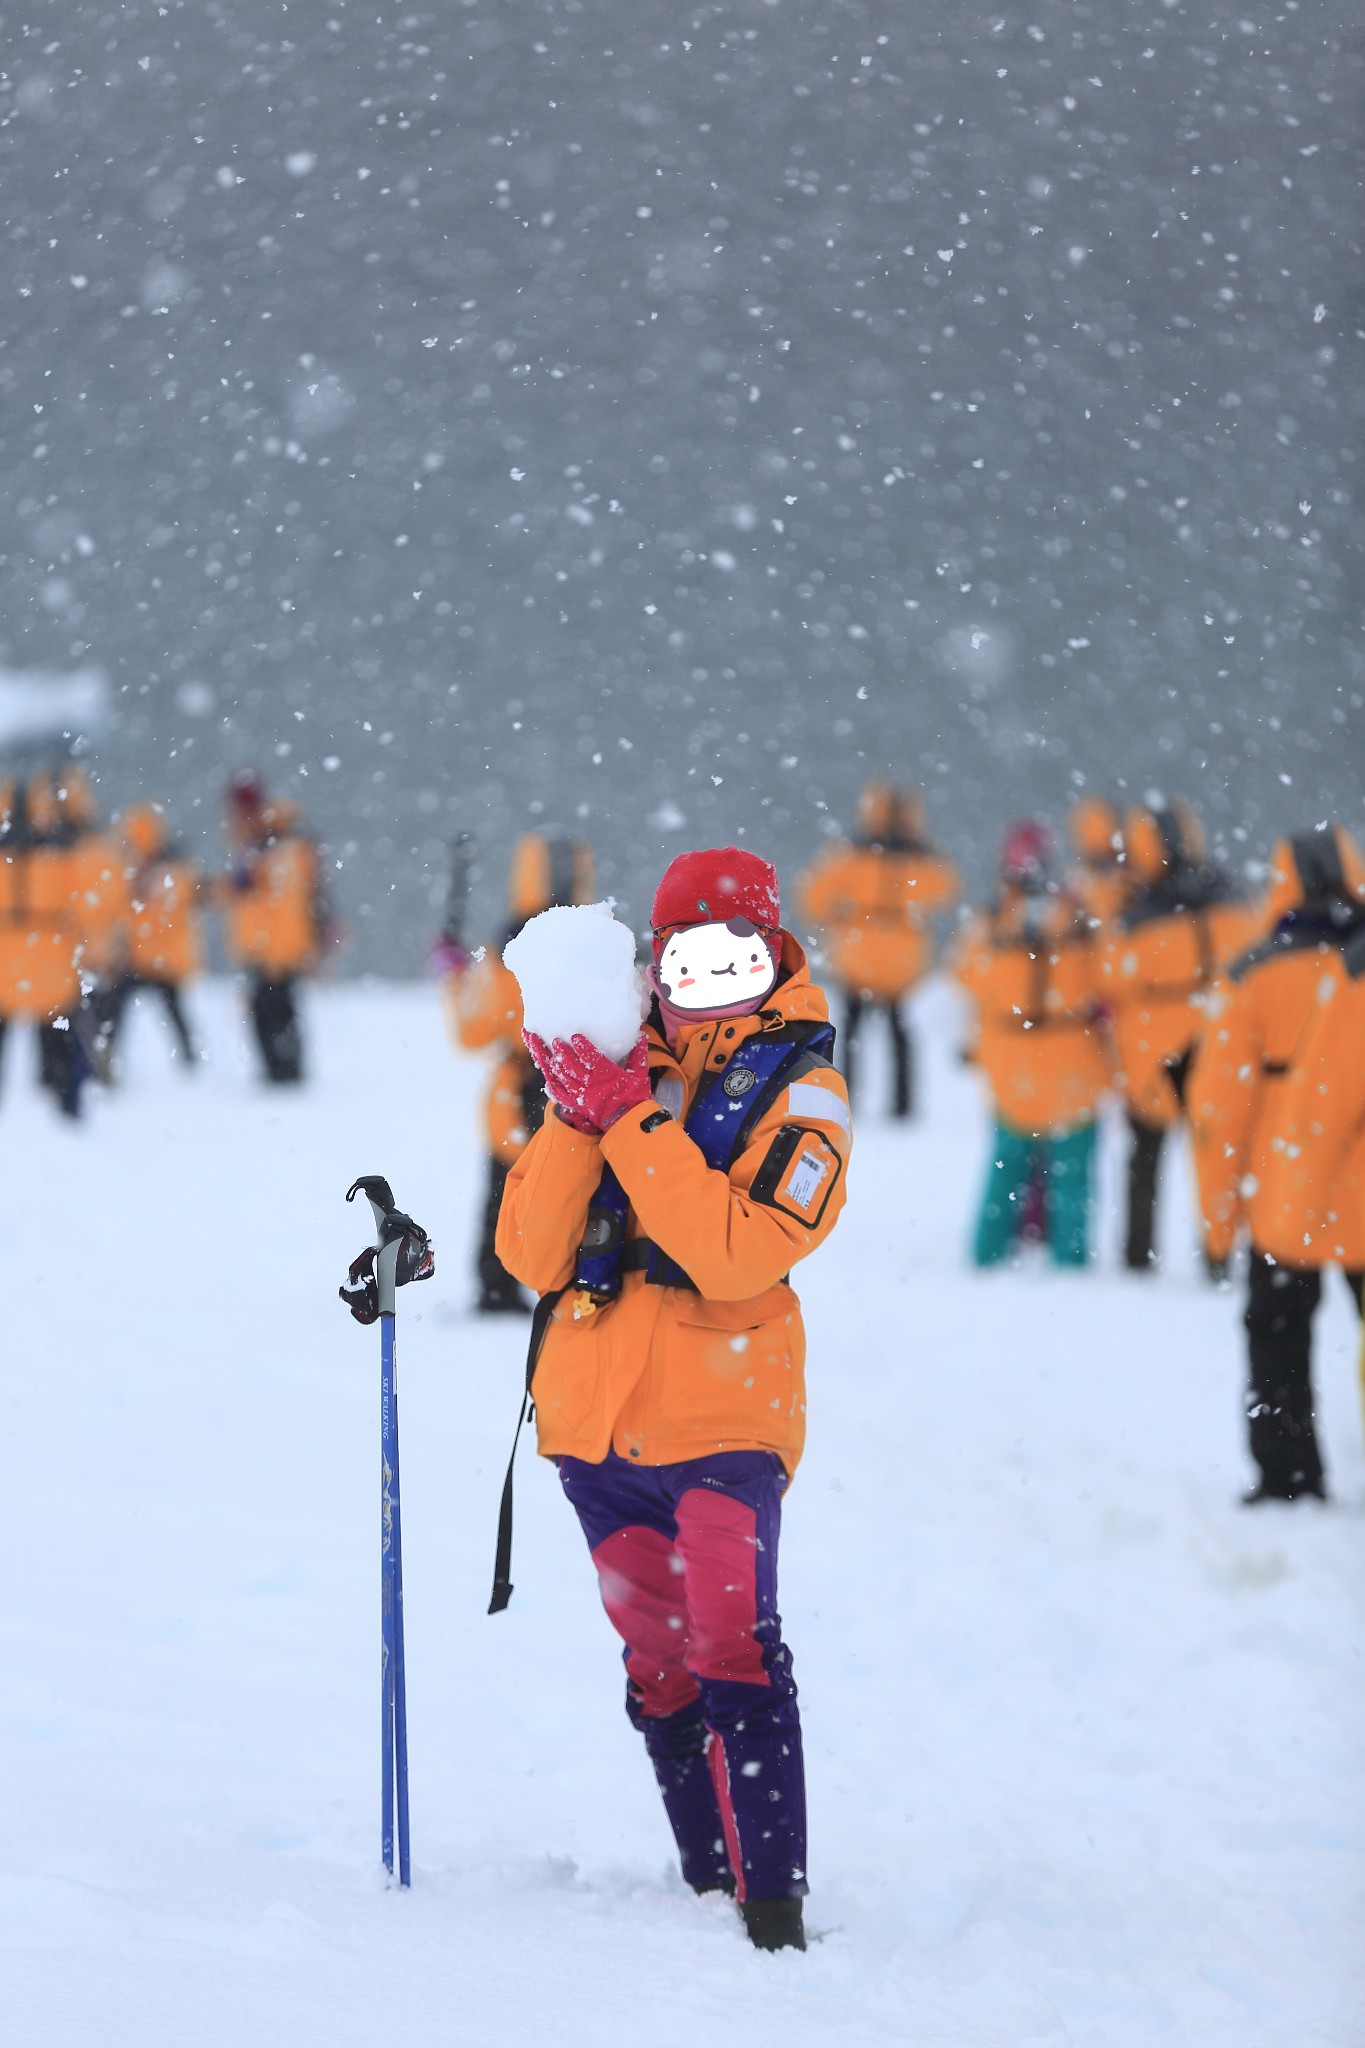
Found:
[1070,859,1129,932]
[0,831,124,1019]
[798,842,959,1001]
[1101,891,1257,1127]
[1252,935,1365,1271]
[495,937,852,1474]
[440,950,544,1164]
[125,855,203,983]
[218,831,320,978]
[71,830,129,979]
[951,890,1111,1136]
[1189,919,1364,1263]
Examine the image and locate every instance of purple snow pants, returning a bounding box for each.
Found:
[558,1448,807,1903]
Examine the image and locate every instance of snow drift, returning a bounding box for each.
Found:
[5,978,1363,2047]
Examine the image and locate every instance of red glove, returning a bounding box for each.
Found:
[524,1031,600,1133]
[525,1031,651,1133]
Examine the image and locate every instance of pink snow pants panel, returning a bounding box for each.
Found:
[591,1524,699,1719]
[673,1488,768,1686]
[589,1490,768,1713]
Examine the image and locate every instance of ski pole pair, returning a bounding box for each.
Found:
[340,1176,434,1887]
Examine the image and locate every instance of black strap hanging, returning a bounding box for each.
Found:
[487,1286,564,1615]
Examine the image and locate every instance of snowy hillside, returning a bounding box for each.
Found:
[6,978,1363,2047]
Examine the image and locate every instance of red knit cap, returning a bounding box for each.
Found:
[1000,819,1052,887]
[651,846,780,945]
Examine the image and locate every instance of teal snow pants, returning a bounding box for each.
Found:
[972,1118,1097,1268]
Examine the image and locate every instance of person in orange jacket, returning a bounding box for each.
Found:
[104,801,204,1068]
[215,770,327,1084]
[0,765,123,1117]
[436,830,595,1314]
[1100,798,1258,1271]
[797,781,958,1117]
[952,821,1111,1266]
[1067,795,1128,929]
[496,846,851,1953]
[43,762,130,1018]
[1195,826,1365,1499]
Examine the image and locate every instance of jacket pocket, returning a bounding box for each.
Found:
[657,1289,804,1438]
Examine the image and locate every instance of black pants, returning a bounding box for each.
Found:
[476,1156,528,1313]
[0,1013,89,1118]
[1124,1116,1166,1269]
[38,1019,91,1117]
[1123,1051,1194,1270]
[251,975,303,1083]
[843,993,913,1119]
[106,975,197,1064]
[1244,1251,1364,1497]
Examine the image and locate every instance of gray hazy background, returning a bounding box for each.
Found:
[2,0,1361,968]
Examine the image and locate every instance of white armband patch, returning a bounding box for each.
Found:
[786,1080,851,1134]
[653,1075,685,1120]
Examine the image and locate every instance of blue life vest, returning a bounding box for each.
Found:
[574,1019,836,1300]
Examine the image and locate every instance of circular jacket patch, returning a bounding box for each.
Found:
[722,1067,757,1098]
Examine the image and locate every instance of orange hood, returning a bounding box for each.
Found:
[1069,795,1122,865]
[1124,799,1206,885]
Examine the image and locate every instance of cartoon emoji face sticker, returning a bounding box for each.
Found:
[656,917,778,1012]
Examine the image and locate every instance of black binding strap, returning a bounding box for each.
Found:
[1231,923,1327,982]
[488,1285,564,1615]
[488,1233,662,1611]
[1154,806,1185,868]
[1290,827,1345,905]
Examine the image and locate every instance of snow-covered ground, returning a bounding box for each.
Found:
[6,976,1363,2048]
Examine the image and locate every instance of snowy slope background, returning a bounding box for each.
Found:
[6,978,1363,2047]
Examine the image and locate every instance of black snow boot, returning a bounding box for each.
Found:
[741,1897,806,1953]
[1241,1480,1327,1506]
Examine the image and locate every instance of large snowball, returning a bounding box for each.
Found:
[503,901,647,1063]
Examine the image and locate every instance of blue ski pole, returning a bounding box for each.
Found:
[341,1177,434,1890]
[379,1243,404,1885]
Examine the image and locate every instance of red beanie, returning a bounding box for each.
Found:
[651,846,781,939]
[228,768,267,817]
[1000,819,1052,886]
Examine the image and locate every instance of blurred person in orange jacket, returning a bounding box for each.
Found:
[953,821,1111,1267]
[104,801,204,1068]
[496,846,851,1952]
[49,764,129,1012]
[1100,798,1257,1272]
[216,770,327,1084]
[797,780,958,1117]
[1067,794,1128,929]
[0,765,122,1117]
[436,829,594,1314]
[1196,826,1365,1500]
